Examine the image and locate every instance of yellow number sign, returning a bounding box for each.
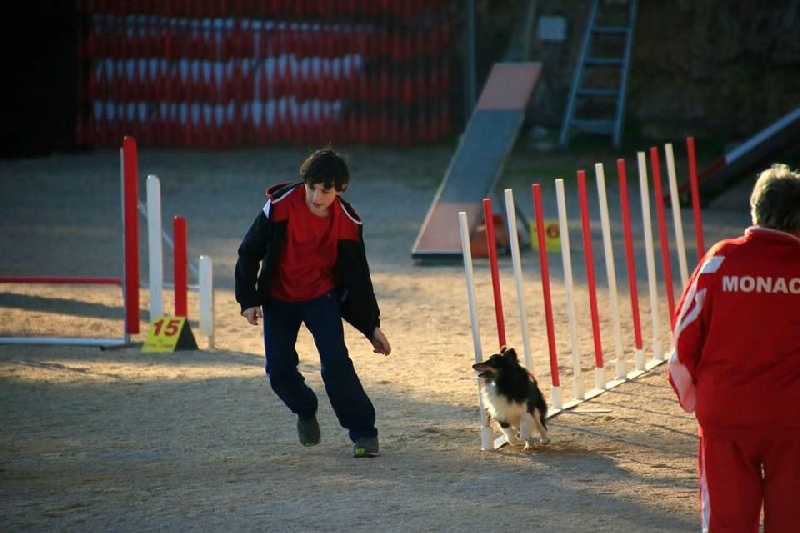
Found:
[142,316,198,353]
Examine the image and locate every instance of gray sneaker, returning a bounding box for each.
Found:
[353,436,380,458]
[297,416,320,446]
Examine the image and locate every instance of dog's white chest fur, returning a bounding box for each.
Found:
[481,382,526,424]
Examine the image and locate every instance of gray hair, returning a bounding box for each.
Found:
[749,163,800,232]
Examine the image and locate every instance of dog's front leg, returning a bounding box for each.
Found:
[519,418,535,450]
[498,421,522,446]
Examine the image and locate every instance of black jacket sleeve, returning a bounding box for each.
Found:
[234,210,269,313]
[337,228,381,340]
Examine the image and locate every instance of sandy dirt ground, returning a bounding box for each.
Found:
[0,145,754,532]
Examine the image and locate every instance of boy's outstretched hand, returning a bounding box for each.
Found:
[371,327,391,356]
[242,307,262,326]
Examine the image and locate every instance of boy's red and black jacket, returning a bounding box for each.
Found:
[235,182,381,341]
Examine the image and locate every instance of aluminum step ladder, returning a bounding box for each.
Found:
[559,0,637,148]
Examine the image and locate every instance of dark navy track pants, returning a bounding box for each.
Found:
[261,291,377,442]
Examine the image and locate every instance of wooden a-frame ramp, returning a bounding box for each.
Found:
[411,62,542,263]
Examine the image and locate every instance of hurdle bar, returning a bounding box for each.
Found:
[0,277,133,347]
[0,135,216,348]
[0,136,141,347]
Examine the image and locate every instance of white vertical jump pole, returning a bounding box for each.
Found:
[636,152,664,363]
[458,211,493,451]
[555,179,584,401]
[199,255,215,349]
[144,173,215,349]
[147,175,163,320]
[503,189,534,372]
[664,143,690,288]
[594,163,626,380]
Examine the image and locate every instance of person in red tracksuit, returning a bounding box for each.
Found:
[669,163,800,532]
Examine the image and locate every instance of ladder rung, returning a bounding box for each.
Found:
[576,88,620,98]
[592,26,630,36]
[570,118,616,133]
[585,57,625,67]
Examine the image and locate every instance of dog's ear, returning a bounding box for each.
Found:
[503,347,518,362]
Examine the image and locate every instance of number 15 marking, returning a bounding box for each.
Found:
[153,318,181,337]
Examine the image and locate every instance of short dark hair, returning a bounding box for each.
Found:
[299,146,350,192]
[749,163,800,232]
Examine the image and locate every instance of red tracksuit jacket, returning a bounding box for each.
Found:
[668,227,800,438]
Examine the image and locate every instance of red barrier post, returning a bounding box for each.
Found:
[532,184,560,390]
[577,171,605,381]
[686,137,706,259]
[617,159,644,369]
[173,216,188,318]
[483,198,506,348]
[649,147,676,322]
[122,136,140,334]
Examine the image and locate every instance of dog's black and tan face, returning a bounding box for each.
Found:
[472,346,520,381]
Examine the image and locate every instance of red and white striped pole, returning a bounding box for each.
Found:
[532,183,561,410]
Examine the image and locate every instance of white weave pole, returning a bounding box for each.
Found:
[146,175,163,321]
[664,143,690,288]
[594,163,626,380]
[636,152,664,363]
[555,179,584,401]
[458,211,493,451]
[503,188,534,372]
[199,255,215,349]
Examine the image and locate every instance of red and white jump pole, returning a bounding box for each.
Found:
[594,163,626,381]
[577,170,606,393]
[663,143,690,288]
[122,135,140,336]
[636,152,664,364]
[0,135,142,347]
[458,211,493,451]
[649,147,676,322]
[503,188,534,372]
[554,178,584,400]
[617,158,646,371]
[1,135,215,348]
[531,184,562,410]
[482,199,506,349]
[686,137,706,258]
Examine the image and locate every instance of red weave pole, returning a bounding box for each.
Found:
[532,184,560,387]
[122,135,140,334]
[577,171,605,370]
[482,198,506,348]
[686,137,706,259]
[0,276,121,285]
[649,147,676,322]
[173,215,188,318]
[617,159,643,351]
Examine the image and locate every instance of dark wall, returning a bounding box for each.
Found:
[522,0,800,141]
[1,1,80,158]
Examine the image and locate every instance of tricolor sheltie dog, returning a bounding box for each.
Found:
[472,347,550,449]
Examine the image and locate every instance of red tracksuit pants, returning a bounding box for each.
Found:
[699,434,800,532]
